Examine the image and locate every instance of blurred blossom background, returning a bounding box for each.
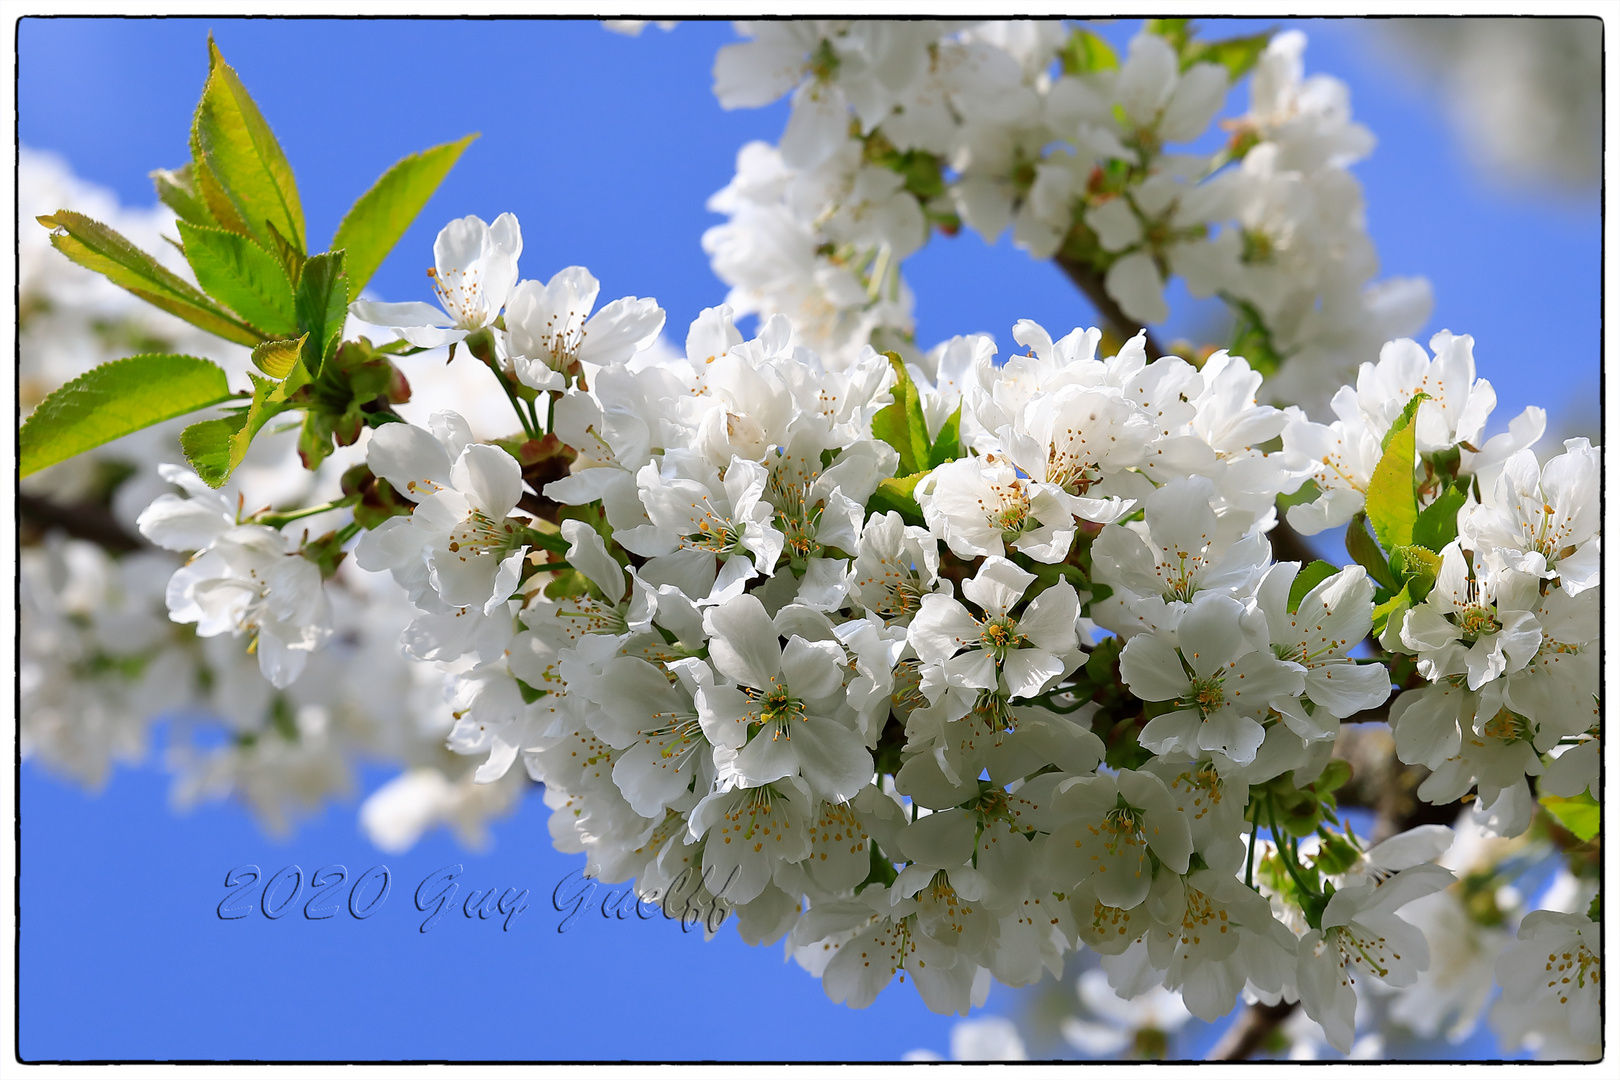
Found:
[16,16,1600,1061]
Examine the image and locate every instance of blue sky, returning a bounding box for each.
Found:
[17,17,1598,1062]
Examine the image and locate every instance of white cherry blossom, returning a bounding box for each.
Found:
[350,213,522,348]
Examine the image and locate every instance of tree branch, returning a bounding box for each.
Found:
[19,493,144,552]
[1053,253,1166,361]
[1210,1000,1296,1060]
[1209,723,1460,1059]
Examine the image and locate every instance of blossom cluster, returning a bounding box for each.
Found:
[704,21,1431,411]
[134,196,1594,1049]
[1281,333,1601,838]
[18,149,526,842]
[17,19,1602,1062]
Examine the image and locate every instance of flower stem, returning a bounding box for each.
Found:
[1267,797,1321,915]
[465,326,537,439]
[1244,803,1259,891]
[255,495,359,529]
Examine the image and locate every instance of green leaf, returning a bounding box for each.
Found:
[190,36,305,254]
[871,353,931,476]
[190,153,250,238]
[1145,18,1193,52]
[1184,31,1273,78]
[866,473,927,528]
[181,365,308,488]
[36,211,262,346]
[177,221,298,336]
[1347,513,1398,591]
[1412,483,1468,553]
[1539,791,1601,842]
[150,164,213,226]
[1389,544,1442,603]
[20,354,235,477]
[1372,584,1412,646]
[1287,560,1340,613]
[330,133,479,301]
[251,334,308,379]
[263,218,306,285]
[179,415,241,486]
[294,251,350,377]
[1060,28,1118,74]
[1380,392,1429,452]
[1312,832,1360,875]
[928,401,964,469]
[1366,397,1423,551]
[1313,759,1354,794]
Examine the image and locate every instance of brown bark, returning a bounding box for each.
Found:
[1053,253,1166,361]
[19,493,144,552]
[1209,1000,1297,1061]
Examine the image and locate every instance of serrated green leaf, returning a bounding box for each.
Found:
[928,401,964,469]
[1539,791,1600,842]
[181,366,307,488]
[180,415,245,487]
[1412,483,1468,553]
[331,133,478,301]
[263,218,306,286]
[1287,560,1340,613]
[21,354,235,477]
[1184,31,1273,78]
[150,164,213,226]
[190,153,250,238]
[251,334,308,379]
[294,251,349,377]
[1060,28,1118,74]
[1380,392,1429,452]
[1347,512,1398,591]
[1366,403,1420,551]
[37,211,262,346]
[867,473,927,528]
[190,36,305,254]
[871,353,931,475]
[177,221,298,336]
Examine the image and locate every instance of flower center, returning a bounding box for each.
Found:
[1045,438,1103,495]
[1177,887,1229,949]
[755,683,805,727]
[531,309,589,371]
[1545,940,1602,1004]
[1181,675,1226,717]
[681,502,743,554]
[1171,763,1225,821]
[1097,806,1145,857]
[1330,924,1396,982]
[978,615,1026,658]
[718,784,785,846]
[888,658,927,714]
[1456,603,1500,639]
[1478,707,1529,744]
[427,265,485,329]
[446,508,523,560]
[980,475,1032,539]
[557,596,629,639]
